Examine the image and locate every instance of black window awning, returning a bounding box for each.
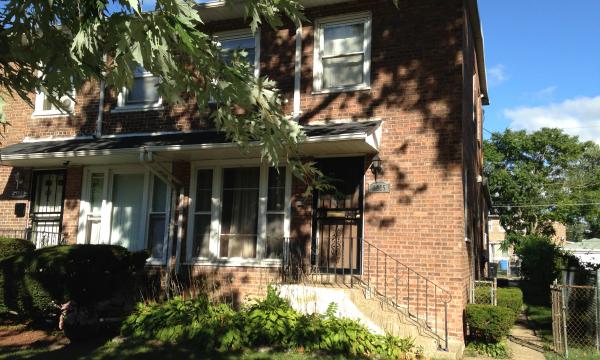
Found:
[1,121,382,167]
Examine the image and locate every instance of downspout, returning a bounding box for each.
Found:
[96,56,107,138]
[95,78,105,137]
[293,22,303,119]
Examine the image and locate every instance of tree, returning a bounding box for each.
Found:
[484,128,600,245]
[0,0,307,167]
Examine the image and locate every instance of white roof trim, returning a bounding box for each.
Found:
[0,130,380,164]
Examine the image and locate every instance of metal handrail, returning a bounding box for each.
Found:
[281,237,452,352]
[362,239,451,351]
[0,228,65,248]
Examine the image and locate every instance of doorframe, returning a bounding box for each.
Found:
[310,156,365,274]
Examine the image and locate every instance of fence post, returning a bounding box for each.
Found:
[492,278,497,306]
[596,270,600,352]
[561,286,569,359]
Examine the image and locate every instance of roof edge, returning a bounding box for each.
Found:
[466,0,489,106]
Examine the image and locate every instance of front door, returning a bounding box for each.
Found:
[30,170,65,247]
[312,157,364,273]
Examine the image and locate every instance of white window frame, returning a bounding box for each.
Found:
[215,29,261,78]
[77,165,171,264]
[32,72,76,117]
[145,175,172,265]
[313,11,372,94]
[114,67,163,113]
[186,159,292,267]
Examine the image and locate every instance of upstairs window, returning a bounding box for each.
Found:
[217,29,260,78]
[314,12,372,93]
[116,66,162,111]
[33,71,75,116]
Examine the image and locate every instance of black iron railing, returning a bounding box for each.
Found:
[281,237,452,351]
[0,228,65,248]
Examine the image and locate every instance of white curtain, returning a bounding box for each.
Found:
[220,168,259,258]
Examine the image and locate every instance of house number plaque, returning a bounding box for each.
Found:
[368,182,390,193]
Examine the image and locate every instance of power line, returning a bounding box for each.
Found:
[492,202,600,209]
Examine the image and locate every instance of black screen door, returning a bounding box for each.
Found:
[30,170,65,247]
[312,157,364,273]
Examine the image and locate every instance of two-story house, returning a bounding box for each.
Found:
[0,0,489,353]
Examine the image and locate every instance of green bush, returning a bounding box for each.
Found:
[515,234,563,306]
[465,340,511,358]
[466,304,515,343]
[473,287,523,315]
[243,286,300,347]
[497,287,523,315]
[0,245,147,319]
[0,237,34,262]
[121,286,416,359]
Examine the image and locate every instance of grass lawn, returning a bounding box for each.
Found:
[0,338,361,360]
[545,347,600,360]
[0,324,359,360]
[525,304,553,344]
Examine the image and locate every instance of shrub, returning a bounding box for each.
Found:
[0,245,147,319]
[466,304,515,343]
[497,287,523,315]
[515,234,563,305]
[465,340,511,358]
[0,237,34,262]
[243,286,300,348]
[122,287,417,359]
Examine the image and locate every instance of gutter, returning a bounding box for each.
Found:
[1,131,378,162]
[466,0,489,105]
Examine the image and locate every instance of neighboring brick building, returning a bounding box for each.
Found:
[0,0,489,348]
[488,215,567,276]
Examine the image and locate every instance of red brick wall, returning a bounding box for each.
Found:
[62,166,83,245]
[0,0,487,342]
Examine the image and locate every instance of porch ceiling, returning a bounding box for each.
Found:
[0,121,382,167]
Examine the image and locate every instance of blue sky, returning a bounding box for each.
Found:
[479,0,600,143]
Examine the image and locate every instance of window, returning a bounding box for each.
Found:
[313,12,371,92]
[78,167,171,263]
[147,176,170,260]
[266,167,286,259]
[33,88,75,117]
[186,162,290,265]
[220,167,260,258]
[115,66,162,111]
[191,169,213,258]
[217,29,260,78]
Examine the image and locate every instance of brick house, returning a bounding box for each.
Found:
[0,0,489,352]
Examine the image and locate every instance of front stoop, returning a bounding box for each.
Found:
[278,284,463,360]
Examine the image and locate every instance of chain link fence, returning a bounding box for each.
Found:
[470,279,497,305]
[551,284,600,358]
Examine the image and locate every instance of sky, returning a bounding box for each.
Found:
[478,0,600,143]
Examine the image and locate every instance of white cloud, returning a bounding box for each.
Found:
[488,64,508,85]
[531,85,558,101]
[505,96,600,144]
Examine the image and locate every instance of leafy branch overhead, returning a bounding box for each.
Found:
[0,0,308,167]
